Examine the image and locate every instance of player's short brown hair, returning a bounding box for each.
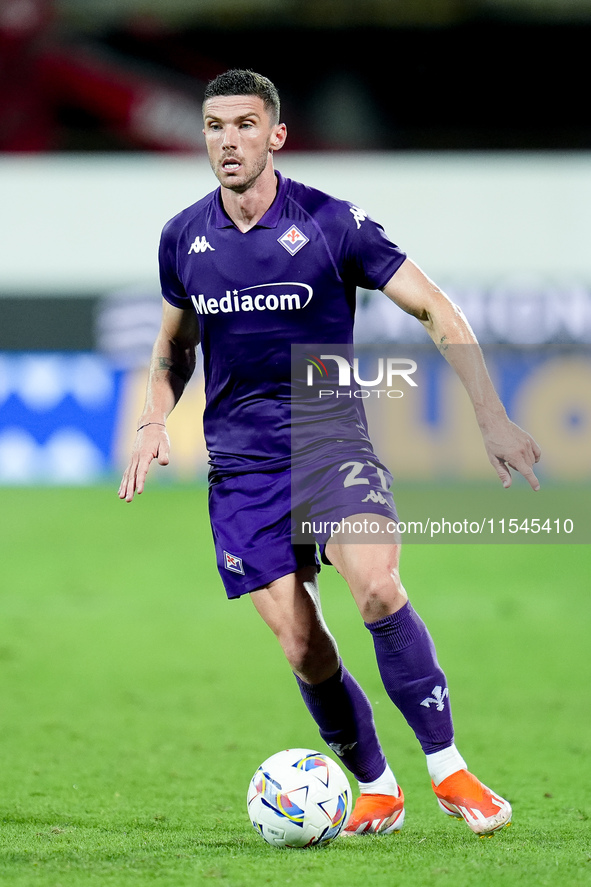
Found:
[203,70,281,124]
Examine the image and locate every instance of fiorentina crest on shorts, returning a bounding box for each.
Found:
[224,550,245,575]
[278,225,309,256]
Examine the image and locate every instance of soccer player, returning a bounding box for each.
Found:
[119,70,541,837]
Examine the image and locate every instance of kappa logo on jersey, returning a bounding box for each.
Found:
[278,225,309,256]
[190,282,313,315]
[224,551,245,575]
[188,235,215,254]
[349,206,368,229]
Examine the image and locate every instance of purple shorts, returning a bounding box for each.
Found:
[209,454,398,599]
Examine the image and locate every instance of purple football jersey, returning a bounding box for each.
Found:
[159,171,406,473]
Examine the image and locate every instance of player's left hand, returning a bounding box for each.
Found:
[480,417,541,491]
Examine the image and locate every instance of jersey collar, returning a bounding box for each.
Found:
[213,171,286,230]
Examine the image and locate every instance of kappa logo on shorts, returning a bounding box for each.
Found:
[224,551,245,575]
[362,489,389,505]
[278,225,309,256]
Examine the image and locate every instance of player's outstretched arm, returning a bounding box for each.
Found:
[381,259,541,491]
[118,301,199,503]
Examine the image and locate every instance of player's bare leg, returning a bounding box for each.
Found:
[324,515,408,622]
[250,567,402,832]
[326,514,511,836]
[249,566,338,684]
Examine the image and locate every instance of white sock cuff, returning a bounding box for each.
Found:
[426,744,467,786]
[358,763,398,796]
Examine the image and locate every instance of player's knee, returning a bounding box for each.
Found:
[281,628,338,684]
[357,570,408,623]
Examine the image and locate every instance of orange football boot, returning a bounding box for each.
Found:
[433,769,512,835]
[342,788,405,836]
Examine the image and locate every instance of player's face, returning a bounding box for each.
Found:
[202,95,286,193]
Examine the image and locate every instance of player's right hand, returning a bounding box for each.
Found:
[118,424,171,502]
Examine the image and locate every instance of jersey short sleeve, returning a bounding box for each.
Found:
[159,216,191,308]
[341,204,406,291]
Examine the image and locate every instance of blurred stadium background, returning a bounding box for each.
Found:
[1,0,590,486]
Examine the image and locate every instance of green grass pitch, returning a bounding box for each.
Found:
[0,485,589,887]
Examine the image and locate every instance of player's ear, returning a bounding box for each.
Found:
[270,123,287,153]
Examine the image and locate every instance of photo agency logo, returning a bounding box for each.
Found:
[305,353,418,399]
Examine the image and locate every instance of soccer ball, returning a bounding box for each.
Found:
[247,748,351,848]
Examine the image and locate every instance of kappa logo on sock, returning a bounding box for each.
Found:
[328,741,358,757]
[420,685,449,711]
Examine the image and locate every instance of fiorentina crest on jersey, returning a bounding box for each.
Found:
[278,225,309,256]
[224,551,245,575]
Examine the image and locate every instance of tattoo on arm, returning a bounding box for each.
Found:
[438,335,449,354]
[155,357,191,383]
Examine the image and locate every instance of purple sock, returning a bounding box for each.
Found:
[295,661,387,783]
[365,602,454,754]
